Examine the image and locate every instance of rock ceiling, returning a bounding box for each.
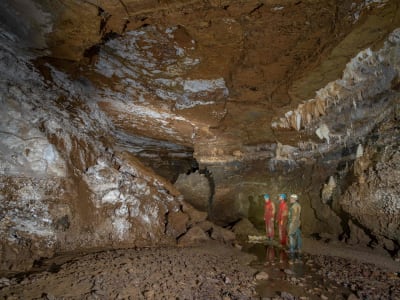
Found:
[39,0,400,159]
[0,0,400,272]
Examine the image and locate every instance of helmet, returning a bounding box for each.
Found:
[290,194,298,200]
[279,193,287,200]
[264,194,270,200]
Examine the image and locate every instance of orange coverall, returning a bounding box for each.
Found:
[277,200,288,246]
[264,200,275,240]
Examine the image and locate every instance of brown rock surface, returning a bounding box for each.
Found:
[166,210,189,238]
[174,171,211,211]
[182,202,208,226]
[232,218,261,240]
[177,226,210,246]
[210,225,236,243]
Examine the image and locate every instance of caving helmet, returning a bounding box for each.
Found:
[279,193,287,200]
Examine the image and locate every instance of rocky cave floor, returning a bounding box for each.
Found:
[0,239,399,300]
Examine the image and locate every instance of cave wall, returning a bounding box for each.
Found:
[341,114,400,249]
[0,26,186,273]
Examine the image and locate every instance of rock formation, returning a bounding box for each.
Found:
[0,0,400,272]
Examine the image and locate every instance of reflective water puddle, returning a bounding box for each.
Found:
[244,242,350,299]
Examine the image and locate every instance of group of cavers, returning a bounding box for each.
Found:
[263,193,302,262]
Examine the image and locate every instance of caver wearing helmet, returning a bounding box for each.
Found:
[288,194,302,262]
[263,194,275,241]
[277,193,288,247]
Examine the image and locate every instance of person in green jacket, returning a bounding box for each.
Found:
[288,194,302,262]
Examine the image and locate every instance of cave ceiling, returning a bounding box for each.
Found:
[14,0,398,167]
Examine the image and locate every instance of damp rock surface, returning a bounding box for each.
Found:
[0,242,258,299]
[248,238,400,300]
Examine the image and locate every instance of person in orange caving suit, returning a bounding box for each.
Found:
[277,193,289,247]
[263,194,275,240]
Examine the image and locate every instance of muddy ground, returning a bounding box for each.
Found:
[0,239,399,300]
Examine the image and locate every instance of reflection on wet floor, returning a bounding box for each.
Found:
[249,242,305,267]
[244,242,348,299]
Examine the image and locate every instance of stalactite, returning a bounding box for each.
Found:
[316,124,330,144]
[295,111,301,131]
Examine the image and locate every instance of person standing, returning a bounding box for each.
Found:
[288,194,302,261]
[263,194,275,240]
[277,193,288,247]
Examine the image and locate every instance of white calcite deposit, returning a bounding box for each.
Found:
[273,29,400,153]
[0,18,183,272]
[95,25,229,144]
